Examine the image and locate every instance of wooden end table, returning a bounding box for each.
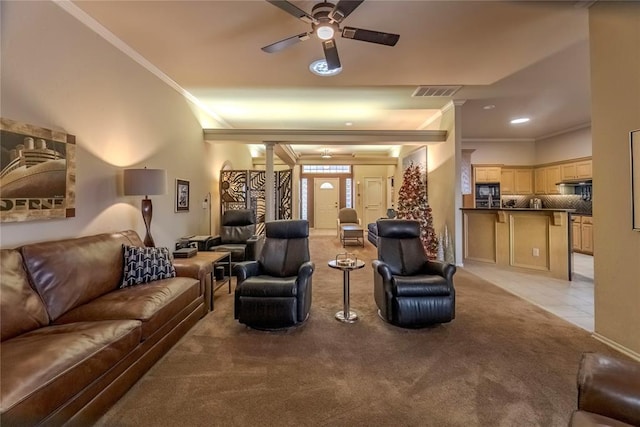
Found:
[173,251,231,311]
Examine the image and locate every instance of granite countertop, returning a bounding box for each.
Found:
[461,207,576,212]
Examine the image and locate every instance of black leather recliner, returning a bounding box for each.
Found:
[207,209,264,263]
[233,219,315,329]
[372,219,456,328]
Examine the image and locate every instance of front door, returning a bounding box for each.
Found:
[314,177,339,229]
[364,177,384,225]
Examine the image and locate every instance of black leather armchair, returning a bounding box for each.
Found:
[207,209,264,263]
[372,219,456,328]
[233,219,315,329]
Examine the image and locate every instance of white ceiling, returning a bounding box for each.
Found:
[73,0,592,157]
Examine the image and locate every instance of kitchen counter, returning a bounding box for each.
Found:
[461,208,572,280]
[462,207,576,212]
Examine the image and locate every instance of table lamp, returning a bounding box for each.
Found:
[123,168,167,247]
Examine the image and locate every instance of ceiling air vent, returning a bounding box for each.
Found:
[412,85,462,97]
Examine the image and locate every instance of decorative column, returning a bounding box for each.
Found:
[265,142,275,222]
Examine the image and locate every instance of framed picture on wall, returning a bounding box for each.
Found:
[176,179,189,212]
[0,117,76,222]
[631,130,640,231]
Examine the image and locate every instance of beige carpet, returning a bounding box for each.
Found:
[96,236,618,427]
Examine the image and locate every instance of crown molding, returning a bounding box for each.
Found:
[535,122,591,141]
[462,138,536,143]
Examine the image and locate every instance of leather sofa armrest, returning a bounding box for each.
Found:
[205,235,222,250]
[423,260,456,282]
[576,352,640,426]
[233,260,261,284]
[245,235,265,261]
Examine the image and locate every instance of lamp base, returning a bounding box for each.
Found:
[141,197,155,247]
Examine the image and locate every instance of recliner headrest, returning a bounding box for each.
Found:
[266,219,309,239]
[222,209,255,226]
[377,219,420,239]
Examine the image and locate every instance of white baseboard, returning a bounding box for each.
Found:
[592,332,640,362]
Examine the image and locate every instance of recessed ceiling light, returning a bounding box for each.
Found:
[309,59,342,76]
[345,122,353,126]
[510,117,530,124]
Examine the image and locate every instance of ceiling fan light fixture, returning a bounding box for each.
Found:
[316,25,335,40]
[309,59,342,76]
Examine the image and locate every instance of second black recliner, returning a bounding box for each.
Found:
[373,219,456,328]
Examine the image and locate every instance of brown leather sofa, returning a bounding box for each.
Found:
[0,230,206,426]
[570,352,640,426]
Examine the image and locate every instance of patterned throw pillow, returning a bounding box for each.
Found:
[121,245,176,288]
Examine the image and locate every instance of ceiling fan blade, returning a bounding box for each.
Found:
[322,39,341,70]
[329,0,364,23]
[261,32,311,53]
[342,26,399,46]
[266,0,317,24]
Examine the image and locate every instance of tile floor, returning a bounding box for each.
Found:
[463,253,594,332]
[310,228,595,332]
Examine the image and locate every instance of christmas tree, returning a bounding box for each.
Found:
[396,163,438,259]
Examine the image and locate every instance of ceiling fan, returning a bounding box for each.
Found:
[262,0,400,71]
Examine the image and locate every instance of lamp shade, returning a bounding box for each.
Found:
[123,168,167,196]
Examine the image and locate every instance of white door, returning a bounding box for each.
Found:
[364,177,384,225]
[314,178,339,229]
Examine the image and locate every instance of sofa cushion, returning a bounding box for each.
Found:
[1,250,50,342]
[0,320,141,424]
[20,232,140,321]
[55,277,200,340]
[121,246,176,288]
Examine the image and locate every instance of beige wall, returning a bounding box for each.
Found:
[535,127,592,165]
[589,2,640,357]
[428,104,461,264]
[463,140,536,165]
[0,1,214,249]
[205,141,254,233]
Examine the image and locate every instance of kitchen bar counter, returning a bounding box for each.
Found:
[463,207,576,212]
[461,208,572,280]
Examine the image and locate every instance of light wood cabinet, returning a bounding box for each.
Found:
[561,163,577,181]
[535,166,561,194]
[515,169,533,194]
[502,168,533,195]
[572,217,582,251]
[581,223,594,254]
[501,169,515,194]
[561,159,592,181]
[534,168,546,194]
[546,166,561,194]
[572,215,593,254]
[576,160,592,179]
[475,166,501,183]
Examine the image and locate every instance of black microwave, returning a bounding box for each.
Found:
[476,183,500,198]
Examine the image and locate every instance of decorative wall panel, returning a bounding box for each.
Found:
[220,169,292,235]
[277,169,292,220]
